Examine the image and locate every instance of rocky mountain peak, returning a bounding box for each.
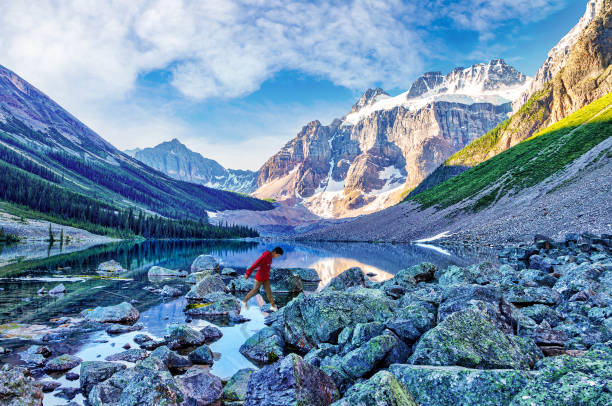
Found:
[350,88,389,113]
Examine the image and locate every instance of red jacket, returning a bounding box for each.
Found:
[246,251,273,282]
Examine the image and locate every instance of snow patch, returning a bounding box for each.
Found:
[413,230,451,243]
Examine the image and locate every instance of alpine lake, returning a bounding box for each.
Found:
[0,239,497,405]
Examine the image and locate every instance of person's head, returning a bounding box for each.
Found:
[271,246,284,258]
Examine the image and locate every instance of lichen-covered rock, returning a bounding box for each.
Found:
[221,267,238,276]
[118,364,183,405]
[106,323,143,334]
[105,349,149,362]
[503,285,561,306]
[509,343,612,406]
[291,267,320,282]
[228,277,255,292]
[158,285,181,297]
[518,269,557,287]
[44,354,83,372]
[279,289,396,352]
[149,346,192,370]
[331,370,417,406]
[268,268,303,293]
[388,303,436,343]
[437,265,479,286]
[324,267,365,291]
[409,306,542,370]
[80,361,126,397]
[390,364,532,406]
[341,334,399,379]
[244,354,339,406]
[186,270,214,284]
[186,275,228,301]
[223,368,256,403]
[49,284,66,295]
[175,368,222,406]
[164,324,206,348]
[200,325,223,343]
[239,326,284,364]
[81,302,140,324]
[520,304,562,327]
[188,344,214,365]
[0,365,43,406]
[191,255,219,273]
[184,292,241,317]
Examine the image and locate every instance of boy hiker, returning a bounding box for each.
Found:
[242,246,284,311]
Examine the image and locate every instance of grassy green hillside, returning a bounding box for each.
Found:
[405,92,612,211]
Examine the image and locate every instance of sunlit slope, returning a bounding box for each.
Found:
[406,92,612,211]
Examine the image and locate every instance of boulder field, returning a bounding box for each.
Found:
[237,233,612,405]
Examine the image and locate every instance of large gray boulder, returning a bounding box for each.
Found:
[97,259,125,274]
[80,361,126,397]
[332,370,417,406]
[149,346,192,370]
[186,275,228,301]
[509,343,612,406]
[0,365,43,406]
[81,302,140,324]
[291,267,320,282]
[268,268,303,293]
[390,364,531,406]
[239,326,285,364]
[324,267,365,291]
[341,333,399,379]
[277,289,396,352]
[244,354,339,406]
[409,306,542,370]
[185,270,214,284]
[184,292,241,317]
[223,368,256,404]
[175,368,222,406]
[191,255,219,273]
[164,324,206,348]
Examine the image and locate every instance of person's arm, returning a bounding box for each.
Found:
[245,253,265,279]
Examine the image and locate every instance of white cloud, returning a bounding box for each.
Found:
[0,0,571,170]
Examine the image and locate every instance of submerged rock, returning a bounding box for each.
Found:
[239,326,284,364]
[81,302,140,324]
[160,285,182,297]
[191,255,219,273]
[332,370,417,406]
[409,306,542,370]
[390,364,531,406]
[223,368,256,403]
[44,354,82,372]
[0,365,43,405]
[48,284,66,295]
[244,354,339,406]
[106,323,143,334]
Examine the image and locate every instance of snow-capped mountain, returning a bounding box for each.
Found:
[254,59,529,218]
[125,139,257,194]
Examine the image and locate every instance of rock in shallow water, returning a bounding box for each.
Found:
[44,354,82,372]
[148,266,187,279]
[105,349,149,362]
[332,370,417,406]
[160,285,182,297]
[164,324,207,348]
[97,259,125,273]
[186,275,228,301]
[185,292,241,317]
[244,354,339,406]
[188,344,214,365]
[239,326,284,364]
[79,361,126,397]
[191,254,219,273]
[81,302,140,324]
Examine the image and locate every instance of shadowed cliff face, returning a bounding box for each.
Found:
[255,60,524,219]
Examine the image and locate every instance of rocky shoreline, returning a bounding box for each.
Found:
[1,235,611,405]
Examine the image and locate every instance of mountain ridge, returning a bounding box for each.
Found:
[124,138,257,194]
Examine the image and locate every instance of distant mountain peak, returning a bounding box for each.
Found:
[350,88,390,113]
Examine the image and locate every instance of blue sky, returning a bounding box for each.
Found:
[0,0,588,169]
